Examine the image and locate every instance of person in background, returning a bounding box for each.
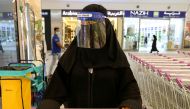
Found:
[150,35,159,53]
[48,27,64,81]
[144,36,148,47]
[38,4,142,109]
[0,39,4,53]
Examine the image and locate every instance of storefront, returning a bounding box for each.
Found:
[61,10,124,47]
[107,10,124,45]
[123,10,186,52]
[62,10,80,47]
[0,12,18,66]
[0,13,15,43]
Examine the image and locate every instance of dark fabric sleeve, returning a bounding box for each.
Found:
[37,99,60,109]
[37,64,70,109]
[118,67,142,109]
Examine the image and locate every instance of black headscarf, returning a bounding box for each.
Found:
[59,4,129,73]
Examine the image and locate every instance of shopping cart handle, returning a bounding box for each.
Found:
[8,62,36,67]
[19,60,44,65]
[176,78,183,88]
[157,68,163,76]
[187,85,190,91]
[165,73,171,81]
[157,68,162,73]
[138,59,142,63]
[179,61,184,63]
[146,63,150,67]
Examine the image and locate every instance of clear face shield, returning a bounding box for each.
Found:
[77,12,106,49]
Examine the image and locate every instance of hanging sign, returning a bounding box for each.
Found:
[62,10,124,17]
[62,10,80,17]
[125,10,186,18]
[107,10,124,17]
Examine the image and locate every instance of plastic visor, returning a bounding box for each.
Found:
[77,12,106,49]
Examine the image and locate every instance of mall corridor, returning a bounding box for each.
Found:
[0,0,190,109]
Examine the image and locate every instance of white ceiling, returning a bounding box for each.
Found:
[44,0,190,3]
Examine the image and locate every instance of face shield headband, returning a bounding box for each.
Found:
[77,12,106,49]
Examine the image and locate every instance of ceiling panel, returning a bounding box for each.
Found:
[44,0,190,3]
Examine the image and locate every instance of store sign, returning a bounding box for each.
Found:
[125,10,154,18]
[125,10,186,18]
[42,10,50,17]
[159,11,186,18]
[0,12,13,19]
[62,10,124,17]
[107,10,124,17]
[62,10,80,17]
[42,12,49,16]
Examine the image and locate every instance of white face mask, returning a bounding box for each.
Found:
[56,31,60,36]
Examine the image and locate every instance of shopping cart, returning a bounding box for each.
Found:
[127,52,190,109]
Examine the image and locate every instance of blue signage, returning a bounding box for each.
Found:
[125,10,154,18]
[159,11,186,18]
[125,10,186,18]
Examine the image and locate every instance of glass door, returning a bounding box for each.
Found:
[139,19,170,52]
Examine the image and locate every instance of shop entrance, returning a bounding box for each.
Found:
[123,18,184,52]
[139,19,169,52]
[62,17,78,47]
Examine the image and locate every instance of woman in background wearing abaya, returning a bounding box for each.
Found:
[150,35,159,53]
[38,4,142,109]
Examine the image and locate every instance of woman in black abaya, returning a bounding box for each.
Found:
[150,35,159,53]
[38,4,142,109]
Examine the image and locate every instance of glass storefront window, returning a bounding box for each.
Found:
[123,18,140,50]
[62,17,78,48]
[0,20,17,66]
[168,18,184,49]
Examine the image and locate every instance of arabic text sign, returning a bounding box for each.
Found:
[107,10,124,17]
[62,10,124,17]
[125,10,186,18]
[159,11,186,18]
